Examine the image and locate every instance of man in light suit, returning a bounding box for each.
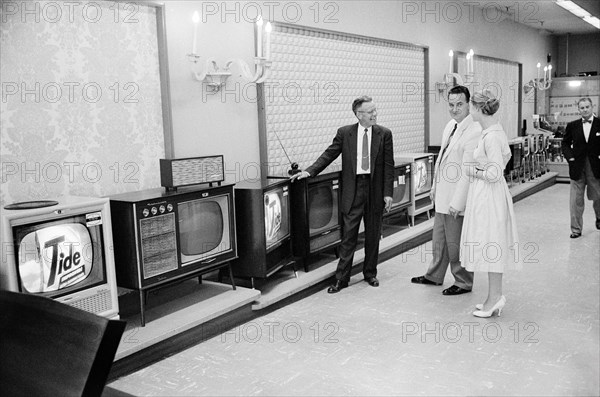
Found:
[562,97,600,238]
[291,95,395,293]
[412,85,481,295]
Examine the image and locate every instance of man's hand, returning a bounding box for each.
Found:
[448,205,459,219]
[384,196,393,212]
[290,170,310,182]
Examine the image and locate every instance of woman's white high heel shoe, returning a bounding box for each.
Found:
[473,296,506,318]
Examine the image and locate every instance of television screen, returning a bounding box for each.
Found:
[264,188,290,250]
[392,172,410,208]
[507,143,522,173]
[413,158,432,196]
[308,183,339,234]
[178,194,232,263]
[12,213,106,299]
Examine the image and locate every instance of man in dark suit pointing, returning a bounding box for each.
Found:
[291,95,395,293]
[562,97,600,238]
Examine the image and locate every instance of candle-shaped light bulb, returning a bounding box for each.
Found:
[448,50,454,74]
[469,49,474,74]
[265,22,272,60]
[256,15,263,58]
[536,62,541,82]
[543,66,548,83]
[192,11,200,55]
[548,64,553,81]
[466,53,471,74]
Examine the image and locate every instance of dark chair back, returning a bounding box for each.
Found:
[0,291,125,397]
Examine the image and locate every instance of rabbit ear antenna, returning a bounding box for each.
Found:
[272,130,300,176]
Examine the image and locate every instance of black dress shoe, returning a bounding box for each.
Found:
[570,232,582,239]
[327,280,348,294]
[442,285,471,295]
[365,277,379,287]
[411,275,442,286]
[596,219,600,230]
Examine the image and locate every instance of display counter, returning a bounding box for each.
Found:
[504,130,568,183]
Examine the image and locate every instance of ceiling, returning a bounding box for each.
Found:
[473,0,600,35]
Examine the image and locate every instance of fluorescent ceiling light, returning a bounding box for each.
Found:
[572,9,591,18]
[583,16,600,29]
[568,81,582,87]
[556,0,600,29]
[556,0,579,11]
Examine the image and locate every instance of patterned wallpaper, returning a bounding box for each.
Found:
[0,1,165,207]
[262,23,426,177]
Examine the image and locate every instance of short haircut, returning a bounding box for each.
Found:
[352,95,373,115]
[448,85,470,103]
[578,97,593,107]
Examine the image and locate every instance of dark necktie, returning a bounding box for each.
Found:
[440,123,458,159]
[583,118,592,124]
[361,128,369,171]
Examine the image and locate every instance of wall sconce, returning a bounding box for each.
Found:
[436,49,475,92]
[186,12,272,92]
[523,62,552,94]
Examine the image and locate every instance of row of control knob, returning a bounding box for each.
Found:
[142,203,173,217]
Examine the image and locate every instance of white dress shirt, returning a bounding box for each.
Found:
[582,115,594,142]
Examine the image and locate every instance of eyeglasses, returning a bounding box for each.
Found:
[357,109,377,115]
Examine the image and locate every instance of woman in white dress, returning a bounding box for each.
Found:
[460,90,521,318]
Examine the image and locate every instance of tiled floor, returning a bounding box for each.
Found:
[108,183,600,396]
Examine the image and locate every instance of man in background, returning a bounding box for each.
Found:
[411,85,481,295]
[562,97,600,238]
[292,95,394,293]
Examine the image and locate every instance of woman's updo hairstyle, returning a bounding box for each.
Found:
[472,89,500,116]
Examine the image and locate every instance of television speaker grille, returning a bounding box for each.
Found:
[68,289,112,315]
[415,196,432,211]
[309,229,342,252]
[160,156,224,188]
[139,214,178,279]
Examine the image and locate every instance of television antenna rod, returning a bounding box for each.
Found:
[272,130,300,176]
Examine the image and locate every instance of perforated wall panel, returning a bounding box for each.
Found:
[262,24,426,177]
